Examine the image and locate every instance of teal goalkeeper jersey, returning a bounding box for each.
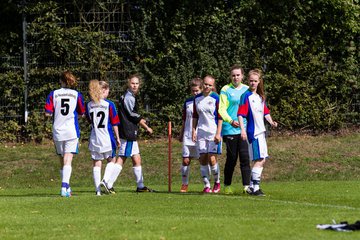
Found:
[219,83,248,136]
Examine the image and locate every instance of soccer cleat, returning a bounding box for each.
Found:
[95,191,101,196]
[67,187,72,197]
[244,186,253,195]
[136,186,154,192]
[180,184,188,193]
[224,185,234,195]
[100,180,110,194]
[60,188,70,197]
[252,189,265,196]
[203,187,212,193]
[109,187,116,194]
[212,182,221,193]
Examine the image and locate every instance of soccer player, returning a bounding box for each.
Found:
[218,64,251,195]
[44,70,85,197]
[192,75,223,193]
[86,80,121,196]
[114,74,154,192]
[237,69,278,196]
[178,78,203,193]
[98,80,123,194]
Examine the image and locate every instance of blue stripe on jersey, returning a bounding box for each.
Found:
[210,92,220,125]
[251,138,260,160]
[74,110,81,138]
[125,141,133,157]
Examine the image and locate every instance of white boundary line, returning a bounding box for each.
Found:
[222,195,360,210]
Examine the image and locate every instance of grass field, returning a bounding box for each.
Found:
[0,132,359,239]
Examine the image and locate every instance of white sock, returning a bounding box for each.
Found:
[200,165,210,188]
[211,163,220,184]
[62,165,72,186]
[133,166,144,188]
[102,162,115,183]
[251,167,263,192]
[93,166,101,192]
[108,164,122,189]
[181,165,190,185]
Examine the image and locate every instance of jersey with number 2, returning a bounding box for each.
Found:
[45,88,85,141]
[86,99,120,153]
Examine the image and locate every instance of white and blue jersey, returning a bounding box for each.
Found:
[45,88,85,141]
[237,90,270,143]
[182,96,196,146]
[86,99,120,154]
[193,92,221,141]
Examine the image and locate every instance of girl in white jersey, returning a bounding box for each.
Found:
[192,75,223,193]
[45,71,85,197]
[86,80,121,196]
[237,69,278,196]
[179,78,203,193]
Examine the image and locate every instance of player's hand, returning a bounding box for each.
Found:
[147,127,153,134]
[214,134,221,144]
[192,132,197,142]
[116,138,121,147]
[272,121,278,128]
[240,129,247,141]
[231,120,240,128]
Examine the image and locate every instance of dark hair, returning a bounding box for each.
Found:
[230,64,244,75]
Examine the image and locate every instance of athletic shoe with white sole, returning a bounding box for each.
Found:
[109,187,116,194]
[60,188,70,197]
[203,187,212,193]
[180,184,188,193]
[212,182,221,193]
[100,180,110,194]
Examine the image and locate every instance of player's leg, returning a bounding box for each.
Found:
[223,135,238,193]
[238,136,251,193]
[209,140,221,193]
[105,147,123,193]
[249,133,268,196]
[92,155,102,196]
[180,144,193,192]
[198,139,211,193]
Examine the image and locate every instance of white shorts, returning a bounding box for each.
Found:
[249,132,268,161]
[197,139,222,155]
[91,150,114,161]
[182,145,199,159]
[118,139,140,157]
[54,138,79,156]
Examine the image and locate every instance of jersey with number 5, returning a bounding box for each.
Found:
[86,99,120,153]
[45,88,85,141]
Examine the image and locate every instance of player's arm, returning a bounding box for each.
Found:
[139,119,153,134]
[218,90,232,123]
[112,125,121,146]
[265,114,278,128]
[214,119,222,144]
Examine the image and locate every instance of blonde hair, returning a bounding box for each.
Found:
[88,79,102,104]
[60,70,78,88]
[248,69,266,101]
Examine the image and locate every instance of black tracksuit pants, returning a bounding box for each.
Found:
[223,134,251,186]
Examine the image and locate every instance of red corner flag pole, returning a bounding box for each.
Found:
[168,121,172,192]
